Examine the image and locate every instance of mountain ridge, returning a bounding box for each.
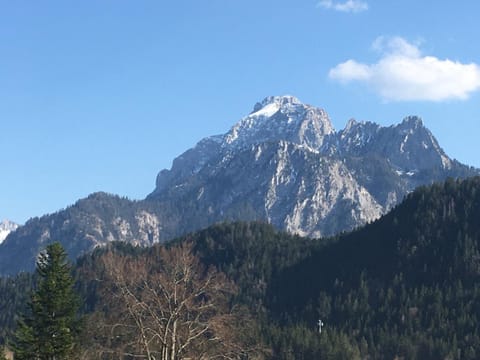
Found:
[0,95,478,274]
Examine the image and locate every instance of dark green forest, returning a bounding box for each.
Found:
[1,177,480,359]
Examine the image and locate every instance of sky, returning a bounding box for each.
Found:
[1,0,479,224]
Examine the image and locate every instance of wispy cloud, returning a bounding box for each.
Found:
[329,36,480,102]
[317,0,368,13]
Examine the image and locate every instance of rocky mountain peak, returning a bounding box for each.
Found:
[336,119,380,155]
[344,118,358,130]
[341,118,380,136]
[400,115,423,128]
[152,96,335,197]
[334,114,453,171]
[386,116,451,170]
[225,95,334,151]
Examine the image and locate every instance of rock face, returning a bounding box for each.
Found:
[0,95,478,274]
[0,194,169,273]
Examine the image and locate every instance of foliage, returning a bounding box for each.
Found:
[186,221,318,308]
[0,272,34,345]
[267,177,480,359]
[12,242,81,360]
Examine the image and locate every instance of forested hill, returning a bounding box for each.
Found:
[2,177,480,359]
[268,176,480,359]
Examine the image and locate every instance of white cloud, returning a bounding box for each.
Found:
[317,0,368,13]
[329,36,480,101]
[329,60,370,81]
[372,36,421,58]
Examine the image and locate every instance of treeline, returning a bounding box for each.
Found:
[266,177,480,359]
[0,273,33,345]
[1,177,480,359]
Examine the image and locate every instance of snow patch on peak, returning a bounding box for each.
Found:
[0,219,19,244]
[249,101,281,118]
[224,95,334,150]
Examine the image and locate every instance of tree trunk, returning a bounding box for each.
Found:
[162,345,168,360]
[170,319,177,360]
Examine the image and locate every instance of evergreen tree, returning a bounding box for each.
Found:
[13,242,80,360]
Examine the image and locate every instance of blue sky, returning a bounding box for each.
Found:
[1,0,479,223]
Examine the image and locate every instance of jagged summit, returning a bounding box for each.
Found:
[254,95,303,110]
[339,119,380,148]
[400,115,423,127]
[152,96,336,195]
[225,95,334,151]
[247,95,305,123]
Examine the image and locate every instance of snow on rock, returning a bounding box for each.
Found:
[0,220,19,244]
[224,95,335,151]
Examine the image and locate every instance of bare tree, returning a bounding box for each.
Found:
[86,242,260,359]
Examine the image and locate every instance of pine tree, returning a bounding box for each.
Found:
[13,242,80,360]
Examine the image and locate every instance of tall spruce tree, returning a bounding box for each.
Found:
[13,242,80,360]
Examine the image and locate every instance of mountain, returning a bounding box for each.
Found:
[148,95,477,236]
[0,95,478,275]
[0,220,18,244]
